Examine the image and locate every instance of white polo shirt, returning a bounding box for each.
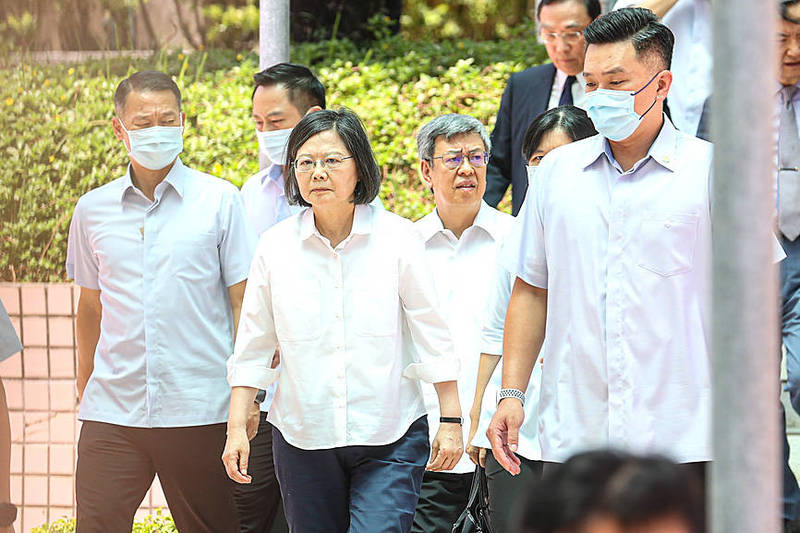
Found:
[228,204,459,450]
[513,119,714,463]
[415,201,513,474]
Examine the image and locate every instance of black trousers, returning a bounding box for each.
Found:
[76,421,239,533]
[233,413,288,533]
[411,470,473,533]
[485,452,543,533]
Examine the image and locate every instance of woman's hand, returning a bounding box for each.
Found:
[222,426,252,484]
[466,406,485,466]
[427,422,464,472]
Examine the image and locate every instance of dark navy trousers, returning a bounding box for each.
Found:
[273,416,430,533]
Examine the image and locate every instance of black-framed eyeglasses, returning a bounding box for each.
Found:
[431,151,489,170]
[293,155,354,173]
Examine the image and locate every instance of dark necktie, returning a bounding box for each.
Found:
[558,75,576,107]
[780,85,800,240]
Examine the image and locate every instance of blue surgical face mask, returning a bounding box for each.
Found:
[584,72,661,142]
[119,117,184,170]
[257,127,293,166]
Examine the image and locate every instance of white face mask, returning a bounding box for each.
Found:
[257,127,293,166]
[584,72,660,142]
[119,117,184,170]
[526,164,538,182]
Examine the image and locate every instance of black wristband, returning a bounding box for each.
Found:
[439,416,463,425]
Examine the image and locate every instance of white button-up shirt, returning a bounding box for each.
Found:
[471,195,543,461]
[615,0,712,135]
[227,204,459,450]
[66,159,257,427]
[240,163,302,237]
[415,201,513,473]
[547,71,588,111]
[513,119,714,463]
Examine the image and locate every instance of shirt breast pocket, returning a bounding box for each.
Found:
[637,213,699,277]
[272,280,322,342]
[170,232,219,280]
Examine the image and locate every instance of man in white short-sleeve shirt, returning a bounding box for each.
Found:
[410,114,513,532]
[488,8,715,472]
[66,70,256,533]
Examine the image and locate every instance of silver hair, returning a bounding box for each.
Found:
[416,114,491,162]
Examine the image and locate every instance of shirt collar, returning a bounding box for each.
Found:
[119,158,186,203]
[417,201,501,243]
[581,115,678,174]
[554,70,585,90]
[259,163,284,185]
[299,204,374,242]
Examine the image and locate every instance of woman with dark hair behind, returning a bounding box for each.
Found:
[223,108,464,533]
[517,450,704,533]
[467,106,596,533]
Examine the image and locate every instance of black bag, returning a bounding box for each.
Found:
[451,465,494,533]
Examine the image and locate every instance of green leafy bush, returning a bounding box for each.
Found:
[32,509,177,532]
[1,39,545,281]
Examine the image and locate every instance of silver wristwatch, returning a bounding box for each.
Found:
[497,388,526,407]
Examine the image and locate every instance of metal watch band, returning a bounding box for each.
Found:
[497,388,526,407]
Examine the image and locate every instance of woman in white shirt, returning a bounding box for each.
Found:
[223,108,464,533]
[467,106,597,533]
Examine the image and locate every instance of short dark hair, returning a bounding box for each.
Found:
[518,450,704,533]
[584,7,674,71]
[114,70,181,114]
[252,62,326,114]
[521,106,597,161]
[537,0,601,21]
[284,108,381,207]
[783,0,800,23]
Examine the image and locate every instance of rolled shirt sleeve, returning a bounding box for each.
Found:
[219,190,258,287]
[399,231,460,383]
[227,240,280,390]
[66,200,100,289]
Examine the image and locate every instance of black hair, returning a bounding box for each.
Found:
[114,71,181,113]
[537,0,601,21]
[584,7,675,71]
[284,108,381,207]
[252,62,326,113]
[518,450,704,533]
[521,106,597,161]
[783,0,800,23]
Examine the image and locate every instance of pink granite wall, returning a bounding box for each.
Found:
[0,283,169,533]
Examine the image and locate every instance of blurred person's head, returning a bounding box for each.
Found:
[112,70,184,172]
[779,0,800,86]
[517,450,703,533]
[284,108,381,209]
[521,106,597,178]
[537,0,601,76]
[252,62,326,165]
[582,7,674,143]
[417,114,491,217]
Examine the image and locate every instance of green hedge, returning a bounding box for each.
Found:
[32,510,176,532]
[1,37,547,282]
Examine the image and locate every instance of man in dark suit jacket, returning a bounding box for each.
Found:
[485,0,601,214]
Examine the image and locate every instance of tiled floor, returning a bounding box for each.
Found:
[1,283,169,533]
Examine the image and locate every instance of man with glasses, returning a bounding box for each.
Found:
[484,0,601,215]
[410,114,513,532]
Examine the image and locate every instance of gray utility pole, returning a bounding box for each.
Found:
[711,1,780,532]
[258,0,290,169]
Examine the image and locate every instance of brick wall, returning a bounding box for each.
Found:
[0,283,169,533]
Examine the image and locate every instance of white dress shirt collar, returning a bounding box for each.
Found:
[299,203,374,243]
[416,201,506,243]
[581,116,680,175]
[119,158,187,202]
